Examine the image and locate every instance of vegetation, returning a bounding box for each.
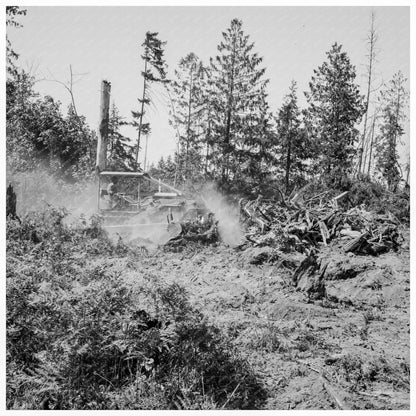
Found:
[132,31,169,169]
[107,103,136,171]
[304,43,365,178]
[6,209,266,409]
[275,81,309,194]
[6,7,410,410]
[7,9,409,197]
[375,72,409,191]
[169,52,207,182]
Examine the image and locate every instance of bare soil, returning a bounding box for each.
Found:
[102,228,410,410]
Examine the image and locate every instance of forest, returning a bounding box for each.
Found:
[6,6,410,410]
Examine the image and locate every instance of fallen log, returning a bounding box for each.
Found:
[343,231,370,253]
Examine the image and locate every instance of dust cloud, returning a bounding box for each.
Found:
[7,170,245,248]
[7,169,98,220]
[199,183,244,247]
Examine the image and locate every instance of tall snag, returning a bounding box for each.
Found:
[357,11,378,176]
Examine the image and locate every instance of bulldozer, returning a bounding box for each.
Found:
[95,80,206,245]
[97,170,205,245]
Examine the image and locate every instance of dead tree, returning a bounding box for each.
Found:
[96,80,111,172]
[357,11,378,175]
[364,111,377,176]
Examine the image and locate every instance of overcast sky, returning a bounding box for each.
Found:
[7,6,410,167]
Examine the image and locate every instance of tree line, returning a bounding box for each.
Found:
[6,8,409,195]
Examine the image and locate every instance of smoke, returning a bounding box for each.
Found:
[199,183,244,247]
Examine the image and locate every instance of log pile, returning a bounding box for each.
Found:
[240,192,401,256]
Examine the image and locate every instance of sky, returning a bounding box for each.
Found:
[7,5,410,168]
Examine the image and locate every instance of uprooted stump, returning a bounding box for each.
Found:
[292,253,328,301]
[164,220,219,249]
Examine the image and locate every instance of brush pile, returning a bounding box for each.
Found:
[240,191,402,256]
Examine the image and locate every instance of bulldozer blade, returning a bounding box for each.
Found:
[103,221,182,245]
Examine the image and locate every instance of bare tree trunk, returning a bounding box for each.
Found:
[135,58,148,167]
[285,119,292,194]
[222,37,236,184]
[357,12,377,175]
[143,135,149,172]
[366,113,377,176]
[6,184,17,218]
[184,68,194,179]
[96,80,111,172]
[405,162,410,188]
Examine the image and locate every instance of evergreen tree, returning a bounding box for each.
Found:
[275,81,308,193]
[375,72,409,191]
[164,154,177,184]
[305,43,365,178]
[169,53,206,180]
[107,103,135,171]
[209,18,271,184]
[132,32,169,169]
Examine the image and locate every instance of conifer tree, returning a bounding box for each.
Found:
[275,81,307,193]
[209,18,271,184]
[132,32,169,169]
[375,72,409,191]
[107,103,135,171]
[169,53,206,180]
[305,43,365,178]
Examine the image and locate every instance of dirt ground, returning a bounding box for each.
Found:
[103,228,410,410]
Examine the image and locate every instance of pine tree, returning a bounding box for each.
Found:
[275,81,308,193]
[209,18,271,185]
[132,31,169,169]
[375,72,409,191]
[305,43,365,179]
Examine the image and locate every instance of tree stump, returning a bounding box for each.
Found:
[6,183,17,218]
